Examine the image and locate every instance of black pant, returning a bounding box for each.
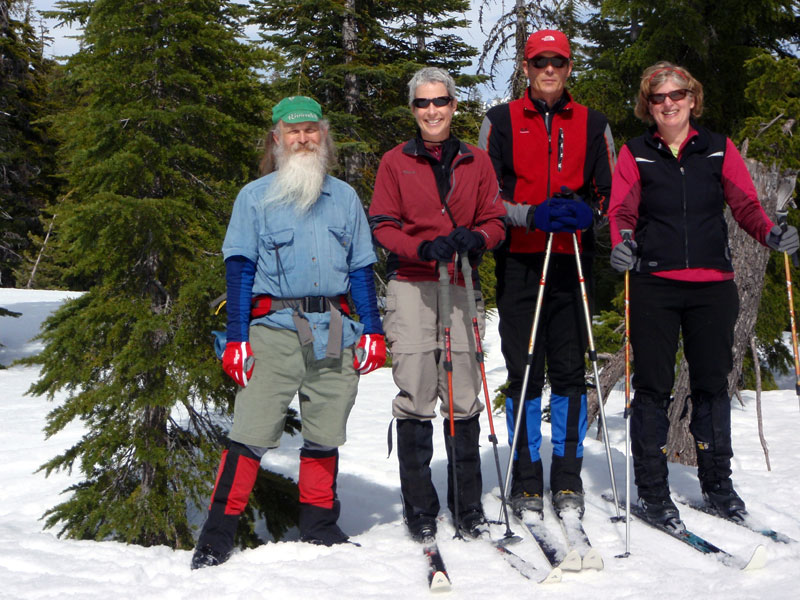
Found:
[495,251,590,495]
[630,275,738,398]
[495,251,589,400]
[629,275,739,498]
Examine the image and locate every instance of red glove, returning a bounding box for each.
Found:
[222,341,255,386]
[353,334,386,375]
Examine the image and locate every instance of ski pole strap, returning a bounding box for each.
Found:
[250,295,350,359]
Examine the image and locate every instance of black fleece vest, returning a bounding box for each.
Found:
[627,125,731,273]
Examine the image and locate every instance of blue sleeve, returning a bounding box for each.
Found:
[349,265,384,335]
[225,255,256,343]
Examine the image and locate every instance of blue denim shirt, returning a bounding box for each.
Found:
[222,173,377,359]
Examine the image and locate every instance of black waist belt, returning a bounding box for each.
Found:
[250,295,350,359]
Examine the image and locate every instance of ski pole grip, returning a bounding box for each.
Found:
[621,229,633,251]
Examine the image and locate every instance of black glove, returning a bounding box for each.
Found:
[449,226,485,252]
[418,235,457,262]
[610,240,637,272]
[766,224,800,254]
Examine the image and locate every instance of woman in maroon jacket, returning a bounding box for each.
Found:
[369,67,505,543]
[608,61,799,531]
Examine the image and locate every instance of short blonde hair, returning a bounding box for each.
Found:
[634,61,704,124]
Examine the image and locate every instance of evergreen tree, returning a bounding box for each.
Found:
[477,0,582,99]
[250,0,482,198]
[736,54,800,388]
[26,0,298,549]
[0,0,59,288]
[574,0,799,141]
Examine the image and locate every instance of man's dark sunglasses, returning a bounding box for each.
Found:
[529,56,569,69]
[412,96,453,109]
[648,89,690,104]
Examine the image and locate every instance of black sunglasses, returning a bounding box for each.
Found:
[648,89,690,104]
[412,96,453,109]
[529,56,569,69]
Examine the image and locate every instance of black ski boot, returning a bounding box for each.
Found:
[191,544,231,570]
[639,496,684,531]
[510,492,543,518]
[702,480,747,520]
[408,515,437,544]
[552,489,585,519]
[458,509,489,539]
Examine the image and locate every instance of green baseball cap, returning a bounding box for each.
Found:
[272,96,323,124]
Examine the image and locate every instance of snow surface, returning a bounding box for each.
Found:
[1,288,799,599]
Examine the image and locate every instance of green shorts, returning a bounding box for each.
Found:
[228,325,359,448]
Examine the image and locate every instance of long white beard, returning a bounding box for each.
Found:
[263,142,328,213]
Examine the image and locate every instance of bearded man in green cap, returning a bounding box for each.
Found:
[191,96,385,569]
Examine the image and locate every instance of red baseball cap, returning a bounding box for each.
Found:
[525,29,571,59]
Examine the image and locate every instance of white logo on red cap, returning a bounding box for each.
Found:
[542,35,556,41]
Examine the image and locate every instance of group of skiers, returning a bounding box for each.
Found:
[190,29,800,570]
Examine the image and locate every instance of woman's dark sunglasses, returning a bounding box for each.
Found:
[529,56,569,69]
[412,96,453,109]
[648,89,690,104]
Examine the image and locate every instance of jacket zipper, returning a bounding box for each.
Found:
[544,110,553,196]
[680,165,689,268]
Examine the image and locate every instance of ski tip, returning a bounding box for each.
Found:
[582,548,605,571]
[540,566,562,584]
[559,549,583,572]
[742,544,768,571]
[429,571,452,592]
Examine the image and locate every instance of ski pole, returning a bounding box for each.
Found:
[777,211,800,411]
[571,233,621,519]
[621,229,633,557]
[502,234,554,505]
[459,253,516,540]
[439,261,462,538]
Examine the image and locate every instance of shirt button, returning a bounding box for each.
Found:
[312,256,316,261]
[314,282,318,287]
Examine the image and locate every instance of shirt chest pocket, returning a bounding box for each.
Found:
[259,228,296,275]
[328,226,352,272]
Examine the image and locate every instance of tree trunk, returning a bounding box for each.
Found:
[587,347,627,437]
[511,0,528,99]
[342,0,361,185]
[664,159,794,466]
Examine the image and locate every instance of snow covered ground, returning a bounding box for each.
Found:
[1,288,799,599]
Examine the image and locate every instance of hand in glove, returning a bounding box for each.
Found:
[533,197,591,233]
[222,341,255,386]
[418,235,457,262]
[610,239,638,272]
[551,197,593,232]
[449,226,486,253]
[766,224,800,254]
[353,334,387,375]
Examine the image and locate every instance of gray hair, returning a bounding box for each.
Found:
[407,67,457,106]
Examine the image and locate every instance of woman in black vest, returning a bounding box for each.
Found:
[606,61,798,530]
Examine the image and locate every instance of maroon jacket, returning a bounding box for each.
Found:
[369,137,506,283]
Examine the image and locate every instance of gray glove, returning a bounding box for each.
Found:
[610,240,637,272]
[766,224,800,254]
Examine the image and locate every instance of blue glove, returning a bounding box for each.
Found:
[551,198,593,232]
[533,198,581,233]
